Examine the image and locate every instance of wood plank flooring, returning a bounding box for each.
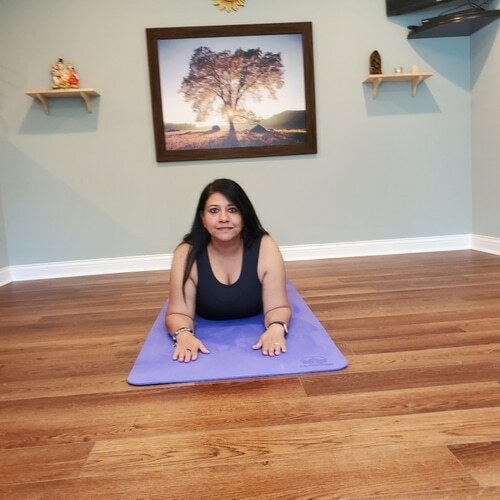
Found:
[0,250,499,499]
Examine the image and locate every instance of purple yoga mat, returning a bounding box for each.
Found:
[127,282,348,385]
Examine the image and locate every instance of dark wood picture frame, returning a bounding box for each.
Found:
[146,22,317,162]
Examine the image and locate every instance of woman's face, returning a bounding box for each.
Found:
[201,192,243,242]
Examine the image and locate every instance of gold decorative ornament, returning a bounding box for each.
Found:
[213,0,245,12]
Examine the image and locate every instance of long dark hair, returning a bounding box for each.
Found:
[181,178,268,291]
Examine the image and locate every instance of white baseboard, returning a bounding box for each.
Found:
[280,234,471,261]
[0,266,12,287]
[9,253,172,283]
[471,234,500,255]
[2,233,500,286]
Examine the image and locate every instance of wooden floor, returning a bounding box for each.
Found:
[0,250,499,499]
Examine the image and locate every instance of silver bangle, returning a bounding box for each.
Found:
[266,321,288,337]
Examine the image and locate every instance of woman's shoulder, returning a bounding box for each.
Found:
[175,241,192,253]
[171,242,192,263]
[260,233,279,250]
[257,234,285,281]
[170,242,198,283]
[258,234,283,261]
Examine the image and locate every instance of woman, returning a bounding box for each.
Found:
[166,178,291,363]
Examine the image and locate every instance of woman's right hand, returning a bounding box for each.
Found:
[172,332,209,363]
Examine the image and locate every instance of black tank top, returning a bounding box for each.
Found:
[195,237,263,320]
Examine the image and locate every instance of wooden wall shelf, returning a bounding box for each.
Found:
[25,88,100,114]
[363,72,432,99]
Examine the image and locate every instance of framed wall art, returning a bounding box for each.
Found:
[146,22,317,162]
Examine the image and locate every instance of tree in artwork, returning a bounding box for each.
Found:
[180,46,285,133]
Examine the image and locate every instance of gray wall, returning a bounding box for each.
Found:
[471,6,500,238]
[1,0,494,267]
[1,36,9,267]
[0,192,8,268]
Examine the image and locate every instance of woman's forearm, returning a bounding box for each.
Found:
[165,311,195,335]
[263,305,291,328]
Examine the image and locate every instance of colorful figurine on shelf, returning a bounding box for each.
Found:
[50,58,80,89]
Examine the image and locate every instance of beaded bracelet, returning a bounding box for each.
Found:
[170,327,194,344]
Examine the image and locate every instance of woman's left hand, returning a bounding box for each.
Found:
[252,326,287,356]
